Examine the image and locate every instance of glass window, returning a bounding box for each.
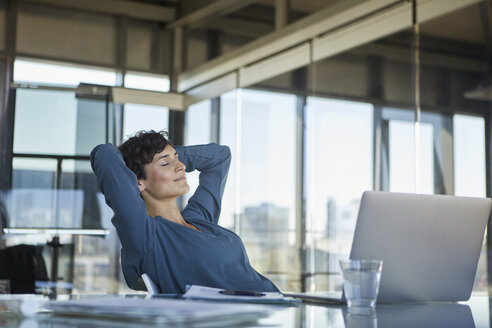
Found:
[124,72,170,92]
[185,100,211,145]
[13,89,78,155]
[8,62,120,294]
[219,91,239,230]
[122,104,169,141]
[305,97,373,292]
[13,89,108,156]
[75,98,109,155]
[237,89,298,291]
[8,158,57,228]
[453,114,487,293]
[453,114,486,197]
[14,59,117,87]
[183,100,211,205]
[388,120,434,194]
[121,72,170,142]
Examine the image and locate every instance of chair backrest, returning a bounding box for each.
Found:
[0,244,48,294]
[141,273,161,294]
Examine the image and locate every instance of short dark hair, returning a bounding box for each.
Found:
[118,130,171,180]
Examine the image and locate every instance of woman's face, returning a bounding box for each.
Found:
[137,144,189,200]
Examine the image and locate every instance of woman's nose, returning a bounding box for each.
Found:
[176,160,186,171]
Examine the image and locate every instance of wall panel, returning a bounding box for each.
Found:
[312,57,368,99]
[384,60,412,107]
[155,29,172,75]
[126,21,152,71]
[17,3,116,66]
[186,30,207,71]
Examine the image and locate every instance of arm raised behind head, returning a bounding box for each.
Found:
[177,143,231,224]
[90,144,151,263]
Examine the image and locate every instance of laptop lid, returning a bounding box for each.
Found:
[350,191,492,303]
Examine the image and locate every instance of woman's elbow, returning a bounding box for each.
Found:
[220,145,231,160]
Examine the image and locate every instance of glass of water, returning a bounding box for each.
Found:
[339,259,383,315]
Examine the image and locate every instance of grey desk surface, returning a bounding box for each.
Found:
[0,294,489,327]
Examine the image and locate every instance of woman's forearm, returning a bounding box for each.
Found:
[176,143,231,174]
[178,143,232,224]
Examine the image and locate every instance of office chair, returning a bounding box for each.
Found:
[0,244,48,293]
[141,273,161,294]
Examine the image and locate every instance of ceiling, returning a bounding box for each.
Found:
[131,0,488,47]
[26,0,487,47]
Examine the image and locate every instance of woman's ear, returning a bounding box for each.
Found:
[137,179,146,192]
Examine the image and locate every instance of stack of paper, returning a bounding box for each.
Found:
[182,285,300,304]
[48,296,270,326]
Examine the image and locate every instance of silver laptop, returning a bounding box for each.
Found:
[284,191,492,303]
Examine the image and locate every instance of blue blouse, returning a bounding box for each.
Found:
[90,143,279,294]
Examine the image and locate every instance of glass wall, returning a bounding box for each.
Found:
[219,90,239,230]
[122,72,170,141]
[304,97,373,292]
[453,114,487,292]
[124,72,170,92]
[388,120,434,193]
[218,89,299,290]
[453,114,486,198]
[10,88,106,230]
[122,104,169,141]
[4,60,125,294]
[14,59,117,87]
[239,89,298,291]
[217,1,490,294]
[13,89,78,155]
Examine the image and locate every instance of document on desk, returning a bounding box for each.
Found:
[48,296,270,326]
[182,285,300,304]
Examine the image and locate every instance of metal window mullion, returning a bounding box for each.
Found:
[380,119,390,191]
[210,98,220,144]
[373,106,383,191]
[296,94,307,292]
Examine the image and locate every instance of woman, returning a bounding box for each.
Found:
[90,130,279,293]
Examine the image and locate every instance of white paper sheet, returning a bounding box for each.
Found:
[182,285,299,304]
[48,296,270,326]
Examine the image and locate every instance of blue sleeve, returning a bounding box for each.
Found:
[90,144,151,275]
[177,143,231,224]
